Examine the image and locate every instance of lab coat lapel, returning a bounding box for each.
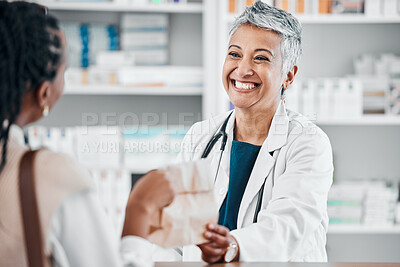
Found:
[237,103,289,228]
[212,110,235,207]
[220,110,235,181]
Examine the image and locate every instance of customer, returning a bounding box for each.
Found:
[0,2,174,267]
[179,1,333,263]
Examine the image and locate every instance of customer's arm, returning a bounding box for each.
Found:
[48,169,174,267]
[48,188,154,267]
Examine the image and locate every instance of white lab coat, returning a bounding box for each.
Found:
[177,103,333,262]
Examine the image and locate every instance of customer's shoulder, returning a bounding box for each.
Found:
[35,149,91,192]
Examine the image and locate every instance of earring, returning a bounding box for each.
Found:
[42,105,49,117]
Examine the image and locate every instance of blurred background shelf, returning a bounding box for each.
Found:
[225,14,400,24]
[63,85,203,96]
[328,225,400,234]
[315,116,400,126]
[45,2,203,13]
[297,15,400,24]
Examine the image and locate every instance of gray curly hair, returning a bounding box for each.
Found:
[230,1,302,76]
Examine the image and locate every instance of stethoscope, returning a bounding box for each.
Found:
[201,111,275,224]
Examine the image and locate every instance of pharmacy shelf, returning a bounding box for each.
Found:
[45,2,203,13]
[328,224,400,234]
[225,14,400,24]
[315,116,400,126]
[296,15,400,24]
[64,84,202,96]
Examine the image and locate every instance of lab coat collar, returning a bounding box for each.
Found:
[219,102,289,176]
[266,102,290,152]
[211,110,235,207]
[220,109,235,181]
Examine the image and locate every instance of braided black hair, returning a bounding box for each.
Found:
[0,1,63,172]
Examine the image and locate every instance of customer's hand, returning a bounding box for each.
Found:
[130,169,175,214]
[197,223,235,263]
[122,169,175,238]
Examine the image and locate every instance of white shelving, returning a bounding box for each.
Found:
[296,15,400,24]
[63,84,202,96]
[45,2,203,13]
[226,13,400,24]
[315,116,400,126]
[328,224,400,234]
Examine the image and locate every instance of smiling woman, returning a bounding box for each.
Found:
[223,24,293,138]
[178,1,333,264]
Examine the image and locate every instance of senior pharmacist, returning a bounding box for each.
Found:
[178,1,334,263]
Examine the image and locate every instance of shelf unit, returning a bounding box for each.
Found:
[328,224,400,234]
[226,13,400,24]
[47,0,206,119]
[315,116,400,126]
[45,1,203,13]
[64,85,202,96]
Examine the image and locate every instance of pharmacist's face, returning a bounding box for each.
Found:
[222,24,285,111]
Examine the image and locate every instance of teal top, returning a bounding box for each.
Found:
[218,140,261,231]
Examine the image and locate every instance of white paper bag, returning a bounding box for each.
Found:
[148,159,218,248]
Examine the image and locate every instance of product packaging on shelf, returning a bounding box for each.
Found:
[328,181,364,224]
[316,79,333,120]
[88,168,131,235]
[121,14,169,66]
[229,0,400,16]
[389,80,400,114]
[328,180,399,226]
[382,0,399,16]
[285,77,362,121]
[61,22,119,69]
[301,79,317,119]
[331,0,365,14]
[117,66,203,88]
[364,0,382,16]
[96,51,136,69]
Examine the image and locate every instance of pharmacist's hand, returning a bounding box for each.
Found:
[197,223,232,263]
[122,170,175,238]
[129,169,175,214]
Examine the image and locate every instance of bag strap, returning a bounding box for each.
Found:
[19,149,45,267]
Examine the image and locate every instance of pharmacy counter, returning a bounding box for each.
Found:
[156,263,400,267]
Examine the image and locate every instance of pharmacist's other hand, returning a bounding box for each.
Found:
[197,223,231,263]
[129,169,175,214]
[122,169,175,238]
